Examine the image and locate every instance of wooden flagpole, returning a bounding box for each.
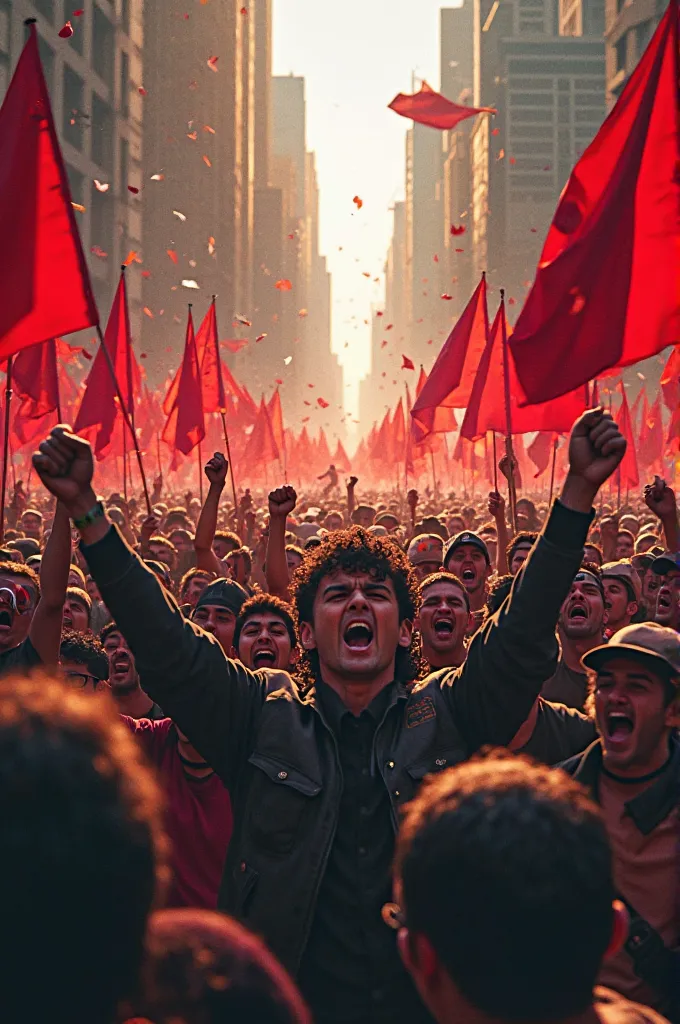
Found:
[500,290,517,533]
[0,357,14,544]
[492,432,498,492]
[549,437,558,505]
[197,439,204,504]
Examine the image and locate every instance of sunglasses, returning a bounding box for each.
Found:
[0,581,33,614]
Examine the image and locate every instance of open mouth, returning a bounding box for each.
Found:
[252,649,277,669]
[605,711,634,745]
[568,604,587,620]
[461,569,475,583]
[657,593,671,610]
[111,654,131,674]
[343,621,374,651]
[0,610,13,629]
[63,615,73,627]
[434,619,454,637]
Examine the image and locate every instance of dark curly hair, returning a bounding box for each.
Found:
[233,593,297,650]
[291,527,420,691]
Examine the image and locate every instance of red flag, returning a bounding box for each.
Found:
[12,338,59,419]
[242,397,279,468]
[267,388,286,460]
[527,432,557,478]
[333,439,351,472]
[316,427,331,474]
[615,381,640,488]
[639,394,664,471]
[391,398,407,465]
[0,25,98,359]
[460,301,585,441]
[162,308,205,457]
[411,275,488,442]
[74,270,139,460]
[661,347,680,412]
[389,81,495,131]
[198,299,227,414]
[511,2,680,403]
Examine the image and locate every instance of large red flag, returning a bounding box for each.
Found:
[12,338,59,419]
[162,308,205,457]
[411,275,488,442]
[389,81,495,130]
[616,381,640,488]
[510,2,680,403]
[197,299,227,414]
[0,24,98,359]
[74,270,139,460]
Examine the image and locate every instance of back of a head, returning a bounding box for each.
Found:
[142,908,311,1024]
[395,752,614,1022]
[0,673,167,1024]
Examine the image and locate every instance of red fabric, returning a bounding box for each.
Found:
[528,431,557,478]
[242,397,279,467]
[389,81,495,131]
[316,428,331,474]
[267,389,286,458]
[460,302,585,441]
[411,275,488,442]
[391,398,406,466]
[0,26,98,360]
[162,308,205,457]
[12,338,59,419]
[123,717,232,910]
[639,394,665,471]
[616,381,640,488]
[74,271,139,460]
[198,300,227,415]
[333,439,351,472]
[511,2,680,403]
[661,347,680,412]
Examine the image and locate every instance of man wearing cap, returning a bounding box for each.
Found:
[191,578,249,654]
[601,562,641,637]
[561,623,680,1019]
[651,552,680,633]
[407,534,444,582]
[542,568,607,710]
[443,532,492,633]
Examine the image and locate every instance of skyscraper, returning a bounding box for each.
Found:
[604,0,665,107]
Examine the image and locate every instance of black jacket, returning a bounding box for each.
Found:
[82,499,591,976]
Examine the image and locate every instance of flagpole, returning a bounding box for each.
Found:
[0,357,13,544]
[219,412,238,509]
[156,430,162,477]
[500,289,517,533]
[430,449,437,498]
[197,439,204,504]
[122,425,128,506]
[492,432,498,491]
[549,437,558,505]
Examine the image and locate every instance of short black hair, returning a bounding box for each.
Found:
[99,621,125,645]
[60,629,109,681]
[228,546,252,574]
[485,574,514,618]
[66,585,92,619]
[234,593,297,650]
[293,527,419,689]
[419,571,470,611]
[584,541,604,566]
[395,751,614,1021]
[179,567,213,599]
[214,530,242,553]
[506,531,538,566]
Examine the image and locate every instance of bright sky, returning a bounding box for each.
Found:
[272,0,462,418]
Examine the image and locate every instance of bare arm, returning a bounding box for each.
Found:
[265,485,297,599]
[194,452,228,576]
[644,477,679,552]
[29,501,71,668]
[489,491,510,575]
[346,476,357,526]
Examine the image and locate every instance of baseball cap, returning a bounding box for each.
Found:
[407,534,444,566]
[601,561,642,604]
[651,551,680,576]
[194,578,248,616]
[444,531,490,567]
[582,622,680,680]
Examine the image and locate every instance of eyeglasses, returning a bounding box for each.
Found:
[0,580,33,614]
[64,671,99,690]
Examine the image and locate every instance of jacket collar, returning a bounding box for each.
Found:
[571,734,680,835]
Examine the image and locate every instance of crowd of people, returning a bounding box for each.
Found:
[0,407,677,1024]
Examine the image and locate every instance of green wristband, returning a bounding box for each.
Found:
[73,501,105,531]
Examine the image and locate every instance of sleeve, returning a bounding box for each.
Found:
[82,525,275,788]
[443,499,593,752]
[0,636,42,677]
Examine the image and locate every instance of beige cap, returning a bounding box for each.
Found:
[601,560,642,604]
[582,622,680,679]
[407,534,444,566]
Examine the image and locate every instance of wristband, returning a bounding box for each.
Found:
[73,501,105,531]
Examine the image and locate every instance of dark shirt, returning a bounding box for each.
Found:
[0,636,41,677]
[517,697,597,765]
[298,682,433,1024]
[146,701,166,721]
[541,656,589,709]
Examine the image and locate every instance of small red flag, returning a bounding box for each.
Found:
[0,25,98,360]
[527,431,558,479]
[162,308,205,457]
[661,346,680,411]
[511,3,680,403]
[197,299,227,414]
[12,338,59,420]
[389,81,495,131]
[401,355,415,370]
[615,381,639,488]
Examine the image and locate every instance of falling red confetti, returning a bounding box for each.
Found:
[402,355,415,370]
[433,254,439,263]
[491,128,500,135]
[140,353,147,359]
[275,378,283,385]
[187,130,198,140]
[72,8,84,14]
[385,324,393,331]
[450,224,466,236]
[139,87,147,96]
[287,232,295,239]
[202,155,212,167]
[207,56,219,71]
[123,250,140,266]
[455,248,464,253]
[317,397,329,408]
[143,307,154,319]
[441,293,453,301]
[307,383,314,389]
[240,5,248,12]
[275,278,292,291]
[167,249,178,264]
[381,340,388,349]
[530,228,537,233]
[58,21,74,37]
[127,185,139,194]
[304,401,311,407]
[90,245,107,259]
[508,297,516,305]
[352,195,363,210]
[141,270,151,278]
[543,165,551,171]
[376,311,383,317]
[509,157,516,165]
[255,333,267,342]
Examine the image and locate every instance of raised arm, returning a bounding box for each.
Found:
[28,500,71,668]
[346,475,357,525]
[194,452,228,576]
[447,409,627,752]
[488,490,510,575]
[266,485,297,599]
[644,477,679,553]
[32,428,269,788]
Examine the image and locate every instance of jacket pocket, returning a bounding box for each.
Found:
[405,749,460,783]
[246,752,323,856]
[232,860,258,917]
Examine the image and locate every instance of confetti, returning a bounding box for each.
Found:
[307,383,315,389]
[255,333,267,342]
[317,397,329,408]
[362,271,371,278]
[58,21,74,37]
[376,311,383,317]
[71,202,85,212]
[72,8,84,14]
[441,293,453,301]
[93,179,109,192]
[402,355,415,370]
[496,149,505,161]
[352,195,363,210]
[140,353,147,359]
[202,155,212,167]
[167,249,178,264]
[203,124,216,134]
[173,210,187,221]
[187,130,198,140]
[127,185,139,194]
[139,86,147,96]
[543,164,551,171]
[143,307,154,318]
[385,323,393,330]
[275,378,283,385]
[275,279,292,291]
[530,227,537,233]
[234,314,252,326]
[181,279,200,289]
[491,128,500,135]
[207,55,219,71]
[450,224,466,236]
[298,309,308,318]
[123,250,140,266]
[141,270,151,278]
[455,248,464,253]
[90,245,107,259]
[508,297,516,305]
[381,340,388,348]
[433,254,439,262]
[208,236,216,255]
[284,356,293,365]
[509,157,516,165]
[240,5,248,12]
[150,173,164,181]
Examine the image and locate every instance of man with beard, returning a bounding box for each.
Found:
[233,594,299,671]
[562,624,680,1019]
[442,532,492,634]
[601,562,641,636]
[542,568,607,710]
[650,553,680,632]
[416,573,470,670]
[190,579,248,653]
[100,623,165,719]
[33,409,626,1024]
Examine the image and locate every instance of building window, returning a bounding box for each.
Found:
[93,5,115,92]
[91,93,113,169]
[635,19,654,57]
[90,185,114,260]
[119,135,130,191]
[120,49,129,117]
[66,162,85,210]
[62,65,85,151]
[31,0,54,24]
[37,35,55,96]
[615,34,627,74]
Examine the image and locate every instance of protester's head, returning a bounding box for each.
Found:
[145,559,173,589]
[20,508,43,539]
[417,573,470,668]
[233,594,298,671]
[601,561,640,634]
[443,533,491,601]
[101,623,139,695]
[60,629,109,691]
[446,513,465,537]
[179,568,213,609]
[351,504,376,529]
[140,908,311,1024]
[651,552,680,630]
[515,498,539,532]
[63,585,92,633]
[375,512,400,534]
[285,544,305,574]
[558,568,605,642]
[191,578,248,652]
[635,531,658,555]
[407,534,444,582]
[148,535,177,571]
[213,530,242,561]
[9,536,41,562]
[86,576,102,602]
[393,751,624,1024]
[0,560,40,652]
[225,546,252,586]
[168,527,194,555]
[477,523,498,569]
[619,514,639,537]
[164,507,192,532]
[507,532,538,576]
[294,527,417,690]
[583,542,604,567]
[324,510,344,532]
[583,623,680,776]
[0,673,167,1024]
[614,529,635,559]
[484,574,514,619]
[68,563,87,589]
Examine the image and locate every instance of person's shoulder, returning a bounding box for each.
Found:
[0,638,41,673]
[594,986,671,1024]
[259,668,306,701]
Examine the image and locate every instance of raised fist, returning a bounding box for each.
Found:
[567,409,626,490]
[205,452,228,487]
[33,427,95,509]
[269,485,297,520]
[488,490,505,520]
[407,489,419,509]
[644,476,677,521]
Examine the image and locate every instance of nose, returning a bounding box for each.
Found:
[349,586,370,611]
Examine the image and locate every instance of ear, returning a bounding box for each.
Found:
[229,645,238,659]
[664,691,680,729]
[299,621,317,651]
[604,900,629,959]
[484,564,492,582]
[289,644,301,666]
[398,618,414,649]
[627,602,638,618]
